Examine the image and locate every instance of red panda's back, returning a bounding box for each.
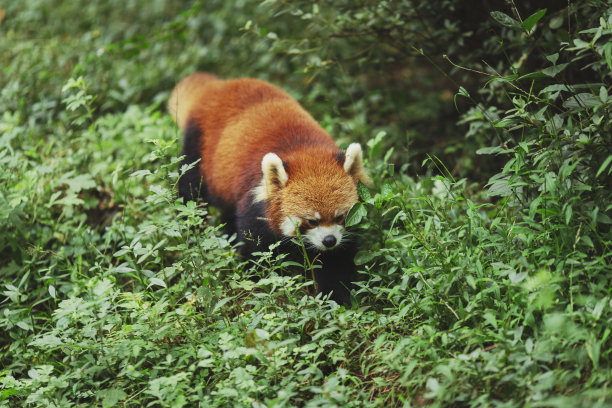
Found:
[169,74,338,206]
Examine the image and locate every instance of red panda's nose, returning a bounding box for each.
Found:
[322,235,337,248]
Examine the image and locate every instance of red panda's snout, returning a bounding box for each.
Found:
[252,143,369,251]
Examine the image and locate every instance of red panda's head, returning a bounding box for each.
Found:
[253,143,369,251]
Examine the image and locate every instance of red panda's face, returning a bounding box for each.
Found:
[278,174,358,251]
[255,143,369,251]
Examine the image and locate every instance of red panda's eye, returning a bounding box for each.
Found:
[307,219,319,227]
[335,215,344,224]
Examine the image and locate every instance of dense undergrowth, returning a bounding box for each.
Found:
[1,1,611,407]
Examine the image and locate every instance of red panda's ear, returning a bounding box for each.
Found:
[261,153,289,197]
[344,143,371,186]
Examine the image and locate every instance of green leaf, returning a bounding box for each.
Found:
[61,173,96,193]
[522,9,546,32]
[605,43,612,71]
[148,278,167,288]
[98,388,127,407]
[457,86,470,98]
[212,297,234,314]
[30,334,64,348]
[563,93,601,109]
[354,250,376,265]
[425,377,441,397]
[454,86,470,110]
[131,169,152,178]
[465,274,476,290]
[345,202,367,227]
[529,196,542,220]
[490,11,521,29]
[539,84,574,94]
[549,15,563,29]
[541,63,569,77]
[381,182,393,199]
[596,155,612,177]
[546,53,559,65]
[599,86,608,103]
[518,71,549,80]
[494,118,520,128]
[487,178,512,197]
[571,38,590,49]
[366,131,387,160]
[476,146,505,155]
[56,194,84,206]
[357,181,371,201]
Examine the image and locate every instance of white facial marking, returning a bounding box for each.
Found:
[314,212,321,220]
[280,216,301,236]
[305,224,344,251]
[251,178,267,203]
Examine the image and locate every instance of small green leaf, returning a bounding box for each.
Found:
[571,38,590,49]
[518,71,549,80]
[357,181,371,201]
[56,194,84,206]
[381,182,393,199]
[605,43,612,71]
[539,84,574,94]
[366,131,387,160]
[599,86,608,103]
[476,146,505,155]
[426,377,441,396]
[454,86,471,110]
[565,205,572,225]
[131,169,152,178]
[490,11,521,29]
[541,63,569,77]
[212,297,234,314]
[529,196,542,220]
[546,53,559,65]
[563,93,601,109]
[487,178,512,197]
[62,173,96,193]
[457,86,470,98]
[522,9,546,32]
[354,250,376,265]
[494,118,520,128]
[98,388,128,407]
[596,155,612,177]
[345,202,367,227]
[549,15,563,29]
[148,278,166,288]
[465,274,476,290]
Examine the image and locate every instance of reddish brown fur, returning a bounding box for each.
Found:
[169,73,358,234]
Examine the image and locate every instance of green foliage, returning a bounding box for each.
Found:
[1,0,612,407]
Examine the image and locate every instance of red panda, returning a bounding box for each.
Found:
[168,73,369,305]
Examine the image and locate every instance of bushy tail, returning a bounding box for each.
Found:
[168,73,219,130]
